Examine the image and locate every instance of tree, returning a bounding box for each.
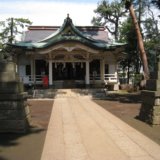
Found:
[132,0,160,72]
[122,0,149,80]
[119,17,141,83]
[0,18,32,58]
[143,7,160,71]
[92,0,126,40]
[152,0,160,9]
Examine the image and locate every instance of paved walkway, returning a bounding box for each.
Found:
[41,89,160,160]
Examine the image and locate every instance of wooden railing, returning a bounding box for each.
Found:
[90,74,101,80]
[90,73,118,84]
[104,74,118,83]
[20,73,118,85]
[20,75,43,84]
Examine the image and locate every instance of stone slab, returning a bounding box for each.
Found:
[141,95,160,106]
[0,82,24,93]
[141,90,160,97]
[0,106,30,120]
[0,61,16,72]
[0,93,28,101]
[0,72,19,82]
[0,101,27,109]
[139,103,160,125]
[155,61,160,71]
[0,119,30,133]
[146,79,160,91]
[150,71,160,79]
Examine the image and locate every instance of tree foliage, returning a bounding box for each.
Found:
[92,0,160,83]
[152,0,160,9]
[119,17,141,83]
[121,0,150,80]
[92,0,126,40]
[0,18,32,58]
[0,18,32,44]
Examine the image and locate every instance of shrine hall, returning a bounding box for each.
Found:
[10,15,125,89]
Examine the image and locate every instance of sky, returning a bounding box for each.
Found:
[0,0,102,26]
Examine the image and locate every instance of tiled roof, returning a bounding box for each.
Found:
[23,26,108,43]
[10,16,125,51]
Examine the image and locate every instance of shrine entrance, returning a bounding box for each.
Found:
[52,62,85,81]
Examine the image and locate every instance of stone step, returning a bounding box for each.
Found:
[31,89,106,99]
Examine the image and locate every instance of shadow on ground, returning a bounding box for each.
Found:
[0,99,53,160]
[104,92,142,104]
[0,156,7,160]
[0,127,45,147]
[94,92,160,145]
[0,127,45,160]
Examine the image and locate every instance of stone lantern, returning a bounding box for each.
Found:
[139,55,160,125]
[0,59,30,133]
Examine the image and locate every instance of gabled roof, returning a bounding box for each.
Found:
[10,15,125,51]
[24,26,108,43]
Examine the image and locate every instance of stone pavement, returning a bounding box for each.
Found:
[41,89,160,160]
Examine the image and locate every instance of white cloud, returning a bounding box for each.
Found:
[0,1,97,26]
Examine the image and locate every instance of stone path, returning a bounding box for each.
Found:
[41,89,160,160]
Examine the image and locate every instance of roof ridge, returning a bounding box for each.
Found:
[28,25,105,31]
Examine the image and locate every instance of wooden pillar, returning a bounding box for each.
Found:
[100,59,105,81]
[49,60,53,85]
[85,61,90,85]
[31,59,35,83]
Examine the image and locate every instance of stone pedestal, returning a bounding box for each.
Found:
[0,61,30,133]
[139,57,160,125]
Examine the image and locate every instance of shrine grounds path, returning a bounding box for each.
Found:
[41,89,160,160]
[1,89,160,160]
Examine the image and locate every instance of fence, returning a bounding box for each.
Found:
[20,73,118,85]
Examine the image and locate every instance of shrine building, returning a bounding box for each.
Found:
[10,15,125,89]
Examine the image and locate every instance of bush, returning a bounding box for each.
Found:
[133,74,143,87]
